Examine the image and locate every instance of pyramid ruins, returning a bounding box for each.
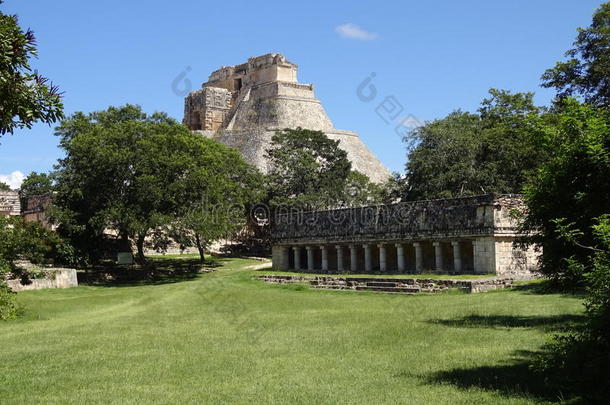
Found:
[183,53,390,183]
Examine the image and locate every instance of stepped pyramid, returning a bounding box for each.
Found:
[183,53,390,183]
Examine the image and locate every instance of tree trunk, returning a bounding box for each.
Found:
[136,234,146,265]
[195,233,205,263]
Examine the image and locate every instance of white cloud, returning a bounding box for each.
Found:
[335,23,378,40]
[0,171,25,189]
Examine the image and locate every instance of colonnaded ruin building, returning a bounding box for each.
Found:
[183,53,390,183]
[271,194,539,278]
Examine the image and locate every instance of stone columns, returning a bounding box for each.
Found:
[306,246,315,272]
[293,246,301,270]
[281,246,290,270]
[363,244,373,273]
[395,243,406,273]
[413,242,423,272]
[336,245,344,272]
[452,241,462,273]
[320,246,328,272]
[349,244,358,273]
[433,242,443,272]
[378,244,387,273]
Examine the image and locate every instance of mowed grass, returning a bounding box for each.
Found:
[0,258,583,404]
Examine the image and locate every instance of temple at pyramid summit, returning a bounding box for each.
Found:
[183,53,390,183]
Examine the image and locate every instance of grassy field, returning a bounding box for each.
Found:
[0,258,583,404]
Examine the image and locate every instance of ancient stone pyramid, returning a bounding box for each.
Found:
[183,53,390,183]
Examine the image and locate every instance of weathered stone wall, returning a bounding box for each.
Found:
[494,238,540,278]
[258,274,514,294]
[22,193,54,229]
[183,86,232,131]
[7,268,78,292]
[272,194,506,244]
[0,190,20,216]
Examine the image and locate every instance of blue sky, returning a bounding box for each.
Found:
[0,0,604,187]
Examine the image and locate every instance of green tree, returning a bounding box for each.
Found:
[53,105,261,264]
[266,128,353,210]
[337,171,383,207]
[541,2,610,107]
[521,99,610,285]
[404,89,545,200]
[0,4,63,135]
[533,215,610,403]
[0,182,10,190]
[19,171,54,206]
[377,172,406,204]
[169,141,263,262]
[0,215,65,320]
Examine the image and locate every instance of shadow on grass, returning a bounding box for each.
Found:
[430,314,583,331]
[427,351,581,403]
[511,279,586,297]
[78,257,226,287]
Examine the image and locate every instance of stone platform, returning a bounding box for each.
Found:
[7,268,78,292]
[258,274,513,294]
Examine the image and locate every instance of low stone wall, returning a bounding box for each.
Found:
[258,274,513,294]
[7,268,78,292]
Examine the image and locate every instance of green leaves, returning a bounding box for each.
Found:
[541,2,610,107]
[404,89,545,201]
[0,12,63,135]
[266,128,369,210]
[521,99,610,284]
[53,105,263,263]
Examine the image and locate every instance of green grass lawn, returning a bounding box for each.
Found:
[0,258,583,404]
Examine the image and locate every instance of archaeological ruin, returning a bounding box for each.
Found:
[270,194,539,278]
[183,53,390,183]
[0,190,20,216]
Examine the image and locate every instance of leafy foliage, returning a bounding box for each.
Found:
[0,9,63,135]
[0,215,63,272]
[266,128,353,210]
[0,284,17,320]
[168,141,264,262]
[533,216,610,404]
[0,181,10,190]
[334,170,387,207]
[0,215,69,320]
[521,99,610,285]
[19,171,54,207]
[541,2,610,107]
[266,128,384,210]
[53,105,262,263]
[404,89,545,200]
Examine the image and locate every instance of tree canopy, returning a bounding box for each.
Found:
[404,89,545,200]
[521,99,610,285]
[265,128,385,211]
[53,105,261,263]
[0,7,63,136]
[19,171,54,206]
[541,2,610,107]
[266,128,353,210]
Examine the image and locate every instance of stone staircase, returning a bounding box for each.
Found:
[258,275,513,294]
[223,87,251,129]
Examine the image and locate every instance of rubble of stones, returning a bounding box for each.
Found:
[258,274,513,294]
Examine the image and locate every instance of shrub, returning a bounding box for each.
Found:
[0,284,18,320]
[533,216,610,403]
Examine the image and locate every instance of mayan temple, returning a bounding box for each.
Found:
[183,53,390,183]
